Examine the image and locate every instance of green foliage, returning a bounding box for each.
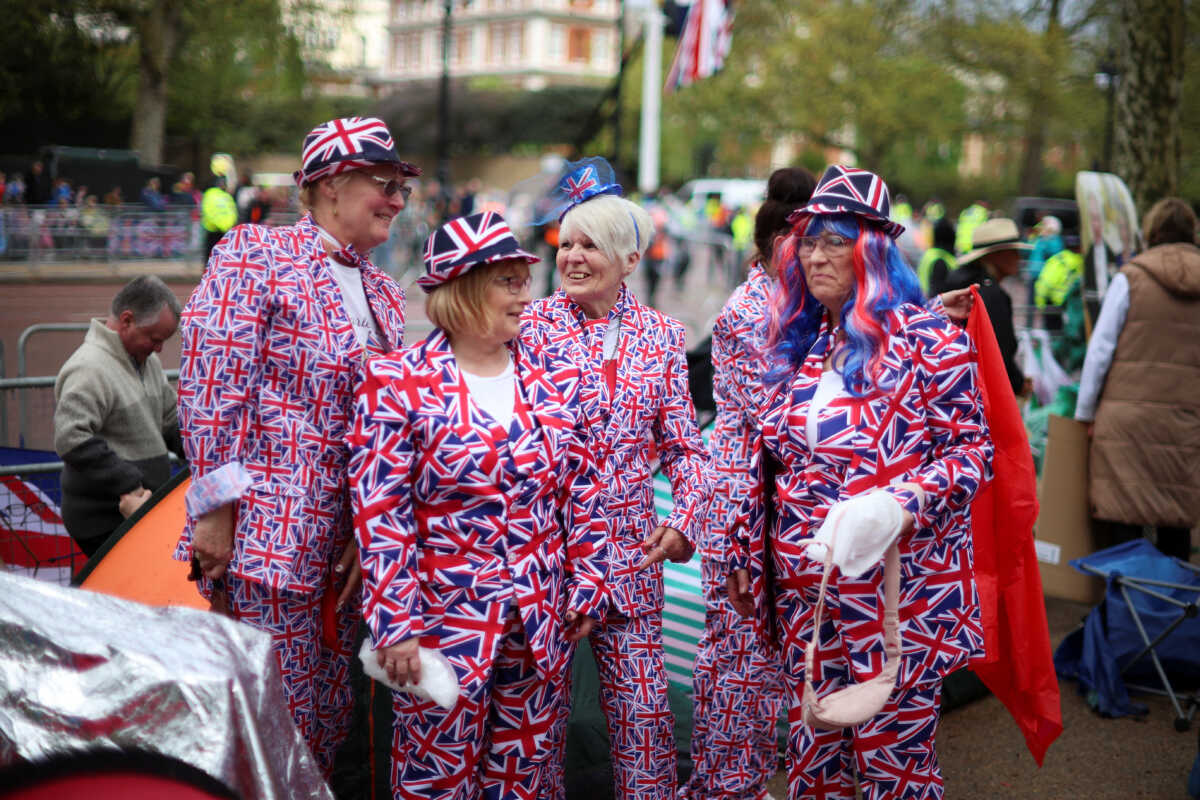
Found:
[0,0,137,152]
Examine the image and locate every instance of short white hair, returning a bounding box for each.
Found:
[559,194,653,267]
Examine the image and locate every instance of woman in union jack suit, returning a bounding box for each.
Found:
[176,116,414,774]
[349,212,609,800]
[521,158,712,800]
[728,166,993,800]
[681,166,816,800]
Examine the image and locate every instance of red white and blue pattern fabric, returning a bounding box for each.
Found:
[732,304,992,798]
[789,165,905,239]
[173,213,406,769]
[681,263,784,800]
[522,284,711,799]
[293,116,420,187]
[417,211,537,293]
[347,329,609,798]
[387,610,559,799]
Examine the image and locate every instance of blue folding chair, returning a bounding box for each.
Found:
[1055,538,1200,730]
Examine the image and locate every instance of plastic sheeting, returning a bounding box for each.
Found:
[0,571,332,799]
[1054,539,1200,718]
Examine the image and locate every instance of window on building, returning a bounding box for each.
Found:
[548,24,565,62]
[453,28,470,64]
[567,26,590,63]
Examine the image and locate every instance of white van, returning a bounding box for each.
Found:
[676,178,767,215]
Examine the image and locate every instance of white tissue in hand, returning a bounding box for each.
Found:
[805,492,904,578]
[358,639,460,711]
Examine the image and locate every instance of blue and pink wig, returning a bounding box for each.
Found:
[764,213,923,396]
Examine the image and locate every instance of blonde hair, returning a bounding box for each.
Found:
[299,173,353,214]
[559,194,653,267]
[425,260,528,337]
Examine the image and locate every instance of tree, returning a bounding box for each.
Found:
[1112,0,1186,213]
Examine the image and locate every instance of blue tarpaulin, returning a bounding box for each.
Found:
[1054,539,1200,718]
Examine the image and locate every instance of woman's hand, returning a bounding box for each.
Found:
[192,502,235,580]
[334,539,362,611]
[563,609,595,643]
[378,638,421,686]
[727,569,754,618]
[638,525,693,570]
[938,288,974,321]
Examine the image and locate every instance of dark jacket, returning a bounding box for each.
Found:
[944,261,1024,395]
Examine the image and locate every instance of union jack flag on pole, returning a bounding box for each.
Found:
[665,0,734,92]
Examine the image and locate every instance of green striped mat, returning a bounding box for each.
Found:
[653,427,711,693]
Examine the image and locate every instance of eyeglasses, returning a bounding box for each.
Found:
[365,174,413,201]
[796,233,853,256]
[493,275,532,295]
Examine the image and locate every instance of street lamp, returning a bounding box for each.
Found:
[1094,51,1119,172]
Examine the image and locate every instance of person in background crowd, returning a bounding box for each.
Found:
[1035,234,1083,333]
[176,116,414,777]
[140,177,166,212]
[944,218,1028,396]
[351,211,608,799]
[103,186,123,206]
[918,216,958,298]
[54,276,185,558]
[1027,215,1064,280]
[4,173,24,204]
[200,176,237,266]
[25,161,51,205]
[730,165,992,800]
[234,171,256,223]
[523,157,711,800]
[1075,197,1200,562]
[680,165,816,800]
[643,195,671,307]
[955,199,989,255]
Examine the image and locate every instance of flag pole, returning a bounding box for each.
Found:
[637,1,663,195]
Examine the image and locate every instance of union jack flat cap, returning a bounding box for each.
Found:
[418,212,538,293]
[293,116,420,187]
[788,165,905,238]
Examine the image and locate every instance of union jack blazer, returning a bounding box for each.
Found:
[733,304,994,688]
[175,214,407,592]
[348,330,609,678]
[521,285,711,616]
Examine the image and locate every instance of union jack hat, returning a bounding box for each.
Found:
[531,156,624,226]
[293,116,420,187]
[788,165,905,239]
[418,212,538,293]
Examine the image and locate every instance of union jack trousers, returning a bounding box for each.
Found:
[174,214,407,773]
[732,304,993,799]
[522,285,712,799]
[348,330,609,799]
[682,264,784,800]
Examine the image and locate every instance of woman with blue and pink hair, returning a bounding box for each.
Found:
[729,166,993,799]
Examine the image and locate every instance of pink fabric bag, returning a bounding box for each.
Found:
[801,522,901,730]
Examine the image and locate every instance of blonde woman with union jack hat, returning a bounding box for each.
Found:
[348,211,610,799]
[521,157,713,800]
[175,116,414,775]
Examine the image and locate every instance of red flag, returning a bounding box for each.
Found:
[965,286,1062,766]
[665,0,734,92]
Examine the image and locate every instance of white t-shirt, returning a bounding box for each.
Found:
[806,369,845,450]
[462,357,517,428]
[328,260,386,351]
[316,225,386,351]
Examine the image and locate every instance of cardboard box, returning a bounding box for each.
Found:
[1032,414,1105,604]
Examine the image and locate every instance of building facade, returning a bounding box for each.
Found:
[383,0,622,91]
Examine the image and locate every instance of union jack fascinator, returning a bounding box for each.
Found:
[530,156,624,226]
[293,116,421,187]
[788,165,905,238]
[418,212,538,293]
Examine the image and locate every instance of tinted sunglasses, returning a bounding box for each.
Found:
[366,174,413,200]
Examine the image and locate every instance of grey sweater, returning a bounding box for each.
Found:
[53,318,184,542]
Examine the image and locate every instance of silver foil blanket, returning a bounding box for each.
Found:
[0,571,333,799]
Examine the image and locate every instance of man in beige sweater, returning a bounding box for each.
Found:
[54,275,186,558]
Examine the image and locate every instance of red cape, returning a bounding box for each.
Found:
[966,287,1062,765]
